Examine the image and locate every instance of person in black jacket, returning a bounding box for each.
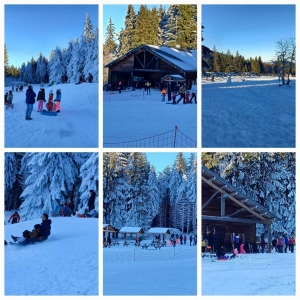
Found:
[25,85,36,120]
[88,190,96,211]
[39,213,52,241]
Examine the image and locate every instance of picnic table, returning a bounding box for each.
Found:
[123,241,134,247]
[141,241,162,250]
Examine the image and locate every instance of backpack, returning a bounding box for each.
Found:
[234,236,239,243]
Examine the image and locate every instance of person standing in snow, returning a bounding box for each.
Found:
[189,81,197,104]
[54,89,61,113]
[189,234,193,246]
[284,234,289,253]
[88,190,96,212]
[25,85,36,120]
[172,235,176,247]
[239,234,246,254]
[37,88,46,112]
[8,211,20,224]
[118,81,122,94]
[176,84,186,104]
[183,234,187,245]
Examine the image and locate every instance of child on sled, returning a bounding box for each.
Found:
[46,90,56,111]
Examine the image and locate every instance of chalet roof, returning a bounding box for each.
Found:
[202,166,280,224]
[119,227,145,234]
[105,44,197,72]
[103,224,118,233]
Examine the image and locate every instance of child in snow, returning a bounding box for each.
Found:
[46,90,56,111]
[161,88,167,101]
[54,89,61,112]
[37,88,46,112]
[172,91,178,105]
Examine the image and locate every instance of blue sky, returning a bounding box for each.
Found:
[5,5,98,68]
[103,4,169,40]
[202,5,295,62]
[146,152,196,173]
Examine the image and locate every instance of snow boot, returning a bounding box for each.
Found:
[11,235,18,242]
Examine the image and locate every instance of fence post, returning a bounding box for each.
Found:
[173,126,178,148]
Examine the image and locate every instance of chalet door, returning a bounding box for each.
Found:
[215,225,225,251]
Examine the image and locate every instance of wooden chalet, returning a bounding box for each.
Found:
[202,166,280,253]
[105,44,197,90]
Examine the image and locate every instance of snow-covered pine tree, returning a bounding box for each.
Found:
[185,153,197,233]
[5,153,18,191]
[169,152,187,229]
[103,152,132,229]
[157,166,172,227]
[19,153,80,220]
[36,53,48,84]
[67,37,81,83]
[4,153,24,210]
[79,152,99,210]
[49,47,66,84]
[83,28,98,82]
[125,152,151,227]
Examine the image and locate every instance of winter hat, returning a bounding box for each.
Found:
[49,90,53,94]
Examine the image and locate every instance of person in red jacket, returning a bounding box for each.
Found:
[8,211,20,224]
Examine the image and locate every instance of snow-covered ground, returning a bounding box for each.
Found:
[103,241,197,295]
[4,83,98,148]
[103,88,197,147]
[202,76,295,147]
[202,252,295,295]
[4,211,98,296]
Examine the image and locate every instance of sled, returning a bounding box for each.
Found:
[77,214,87,218]
[41,110,57,116]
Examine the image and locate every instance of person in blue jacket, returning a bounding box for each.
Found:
[25,85,36,120]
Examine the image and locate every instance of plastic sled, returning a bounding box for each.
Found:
[41,110,57,116]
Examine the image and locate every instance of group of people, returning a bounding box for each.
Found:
[53,199,76,217]
[9,213,52,245]
[270,234,295,253]
[171,80,197,105]
[25,85,62,120]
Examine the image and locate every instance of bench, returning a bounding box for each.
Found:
[123,241,134,247]
[141,242,161,250]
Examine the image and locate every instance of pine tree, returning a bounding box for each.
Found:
[117,5,136,57]
[104,17,118,54]
[49,47,65,83]
[175,5,197,49]
[79,152,99,210]
[83,13,94,43]
[212,45,220,72]
[19,153,80,220]
[4,43,9,76]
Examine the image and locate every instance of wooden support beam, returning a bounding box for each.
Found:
[202,190,219,210]
[202,215,271,225]
[202,176,267,222]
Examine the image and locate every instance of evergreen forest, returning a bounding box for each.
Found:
[103,4,197,83]
[4,13,98,84]
[103,152,197,234]
[4,152,98,221]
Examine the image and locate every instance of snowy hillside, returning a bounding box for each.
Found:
[4,83,98,148]
[4,213,98,296]
[202,77,295,147]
